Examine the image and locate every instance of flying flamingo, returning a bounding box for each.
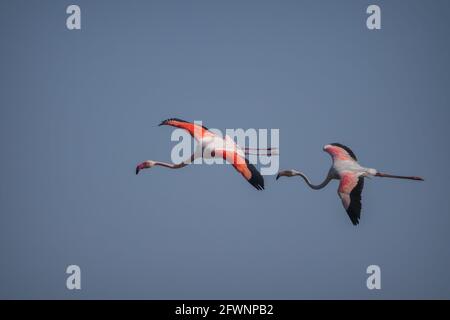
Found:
[136,118,273,190]
[276,143,424,225]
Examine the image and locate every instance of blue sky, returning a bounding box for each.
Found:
[0,0,449,298]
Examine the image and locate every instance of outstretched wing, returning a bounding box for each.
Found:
[330,143,358,161]
[159,118,215,141]
[214,148,264,190]
[338,172,364,225]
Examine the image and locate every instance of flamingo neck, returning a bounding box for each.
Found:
[154,161,185,169]
[295,171,332,190]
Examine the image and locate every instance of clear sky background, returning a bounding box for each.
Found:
[1,0,449,299]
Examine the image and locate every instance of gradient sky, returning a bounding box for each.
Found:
[1,0,449,299]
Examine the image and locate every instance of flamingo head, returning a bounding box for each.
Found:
[135,160,156,175]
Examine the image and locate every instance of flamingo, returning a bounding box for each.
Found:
[136,118,272,190]
[276,143,424,225]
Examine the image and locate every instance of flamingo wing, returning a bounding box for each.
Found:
[325,143,358,162]
[214,148,264,190]
[338,172,364,225]
[330,143,358,161]
[159,118,214,140]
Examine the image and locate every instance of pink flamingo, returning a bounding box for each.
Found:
[136,118,275,190]
[276,143,424,225]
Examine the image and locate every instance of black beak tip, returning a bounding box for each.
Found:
[276,174,280,180]
[135,167,140,175]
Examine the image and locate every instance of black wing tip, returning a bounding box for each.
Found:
[158,118,209,130]
[158,118,188,126]
[345,205,361,225]
[246,161,265,190]
[330,143,357,161]
[346,177,364,226]
[348,212,360,225]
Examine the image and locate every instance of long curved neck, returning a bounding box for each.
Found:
[295,171,332,190]
[154,161,187,169]
[153,153,197,169]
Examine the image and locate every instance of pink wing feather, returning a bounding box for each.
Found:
[338,172,364,225]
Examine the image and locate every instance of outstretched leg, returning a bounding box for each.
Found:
[244,147,279,156]
[375,172,424,181]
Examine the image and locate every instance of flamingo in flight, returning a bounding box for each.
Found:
[276,143,424,225]
[136,118,272,190]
